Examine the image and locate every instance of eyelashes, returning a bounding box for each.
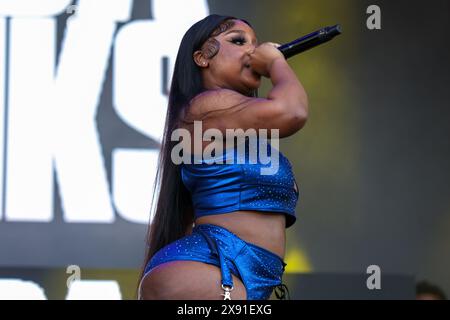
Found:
[230,36,247,45]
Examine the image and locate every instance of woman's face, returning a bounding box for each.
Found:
[194,19,260,95]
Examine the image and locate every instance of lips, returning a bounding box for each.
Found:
[243,61,260,79]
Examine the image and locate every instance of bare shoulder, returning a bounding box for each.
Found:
[188,88,253,116]
[184,88,304,137]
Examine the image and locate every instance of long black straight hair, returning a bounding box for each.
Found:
[138,14,242,285]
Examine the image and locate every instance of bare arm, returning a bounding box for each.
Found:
[264,56,309,135]
[186,43,309,138]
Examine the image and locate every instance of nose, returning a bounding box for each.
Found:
[246,44,256,55]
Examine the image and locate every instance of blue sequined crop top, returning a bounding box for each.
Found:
[181,138,299,228]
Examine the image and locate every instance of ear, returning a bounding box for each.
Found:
[193,50,209,68]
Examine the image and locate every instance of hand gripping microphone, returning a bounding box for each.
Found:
[277,24,342,59]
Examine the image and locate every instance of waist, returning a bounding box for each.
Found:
[194,210,286,259]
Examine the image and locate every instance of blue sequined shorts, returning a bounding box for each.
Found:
[144,224,289,300]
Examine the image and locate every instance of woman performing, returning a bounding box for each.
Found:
[138,14,308,300]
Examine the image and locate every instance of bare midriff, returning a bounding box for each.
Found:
[195,210,286,260]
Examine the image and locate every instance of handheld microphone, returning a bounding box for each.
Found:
[278,24,342,59]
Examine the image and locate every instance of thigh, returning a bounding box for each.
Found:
[139,260,247,300]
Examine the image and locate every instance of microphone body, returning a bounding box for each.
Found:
[278,24,342,59]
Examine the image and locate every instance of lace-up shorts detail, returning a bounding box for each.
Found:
[144,224,290,300]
